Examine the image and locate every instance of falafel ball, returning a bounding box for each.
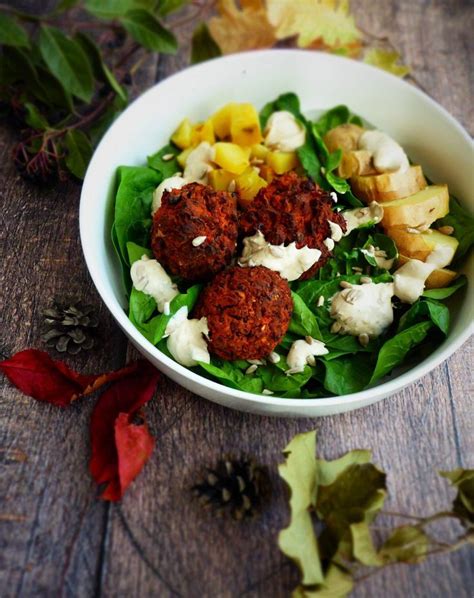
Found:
[194,265,293,361]
[239,171,346,279]
[151,182,238,282]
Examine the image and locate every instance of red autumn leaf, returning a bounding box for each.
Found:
[89,360,160,501]
[0,349,139,407]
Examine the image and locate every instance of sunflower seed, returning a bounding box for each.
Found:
[162,153,175,161]
[245,364,258,375]
[437,225,454,235]
[359,333,370,347]
[340,281,353,289]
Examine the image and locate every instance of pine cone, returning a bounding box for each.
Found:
[41,301,99,355]
[192,456,270,520]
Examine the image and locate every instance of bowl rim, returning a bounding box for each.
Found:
[80,48,474,410]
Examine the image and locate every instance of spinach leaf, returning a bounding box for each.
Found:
[370,321,433,384]
[198,359,263,394]
[322,353,373,394]
[422,276,467,300]
[313,104,364,136]
[398,299,449,335]
[289,292,323,340]
[435,197,474,261]
[113,165,161,269]
[147,142,180,178]
[361,233,398,267]
[259,92,302,129]
[257,357,314,393]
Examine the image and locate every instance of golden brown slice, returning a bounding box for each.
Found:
[381,185,450,228]
[350,165,427,202]
[338,150,376,178]
[397,254,458,289]
[386,227,459,261]
[323,123,364,153]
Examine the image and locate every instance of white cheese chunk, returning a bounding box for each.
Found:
[183,141,215,182]
[358,130,409,174]
[164,306,210,367]
[130,255,179,312]
[330,282,394,337]
[263,110,306,152]
[239,230,321,281]
[286,338,329,374]
[342,202,384,235]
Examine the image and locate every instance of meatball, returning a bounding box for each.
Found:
[194,265,293,361]
[239,171,346,279]
[151,182,238,282]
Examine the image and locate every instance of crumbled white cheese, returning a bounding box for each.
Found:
[330,282,394,337]
[324,237,335,251]
[151,175,188,214]
[130,255,179,312]
[342,202,384,235]
[330,192,338,203]
[328,220,344,242]
[392,243,456,304]
[358,130,409,173]
[286,337,328,374]
[183,141,215,182]
[239,230,321,281]
[164,306,210,367]
[192,235,207,247]
[263,111,306,152]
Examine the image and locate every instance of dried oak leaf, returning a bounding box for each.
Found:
[0,349,139,407]
[266,0,361,49]
[363,48,410,77]
[89,360,159,501]
[208,0,276,54]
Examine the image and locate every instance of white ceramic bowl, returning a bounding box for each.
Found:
[80,49,473,417]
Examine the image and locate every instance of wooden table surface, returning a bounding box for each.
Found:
[1,1,473,596]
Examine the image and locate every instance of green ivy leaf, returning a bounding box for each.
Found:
[380,525,429,564]
[74,32,127,102]
[65,130,93,179]
[440,468,474,523]
[294,564,354,597]
[120,9,178,53]
[350,521,383,566]
[157,0,188,16]
[85,0,158,18]
[278,430,324,586]
[38,26,94,103]
[191,23,222,64]
[24,102,49,130]
[0,13,30,48]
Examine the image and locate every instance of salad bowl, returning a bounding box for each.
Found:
[80,49,473,417]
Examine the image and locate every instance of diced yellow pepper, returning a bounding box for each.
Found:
[171,118,193,149]
[208,169,235,191]
[259,164,275,183]
[235,167,267,208]
[214,142,250,175]
[266,151,299,174]
[230,103,263,146]
[250,143,269,160]
[177,147,193,169]
[211,103,237,139]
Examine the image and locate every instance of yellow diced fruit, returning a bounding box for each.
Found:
[266,151,299,174]
[235,168,267,208]
[250,144,269,160]
[208,169,235,191]
[171,118,193,149]
[191,120,216,146]
[211,103,237,139]
[230,103,263,146]
[214,142,250,175]
[177,147,193,169]
[259,164,275,183]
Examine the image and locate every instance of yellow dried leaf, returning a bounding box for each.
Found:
[364,48,411,78]
[208,0,276,54]
[267,0,361,48]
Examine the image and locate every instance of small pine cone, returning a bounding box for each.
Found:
[192,456,270,520]
[41,301,99,355]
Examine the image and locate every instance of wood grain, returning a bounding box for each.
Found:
[0,0,473,597]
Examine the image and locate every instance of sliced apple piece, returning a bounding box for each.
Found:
[387,227,459,262]
[381,185,449,229]
[397,254,458,289]
[338,150,376,178]
[350,165,427,202]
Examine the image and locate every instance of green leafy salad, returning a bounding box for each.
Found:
[111,93,472,398]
